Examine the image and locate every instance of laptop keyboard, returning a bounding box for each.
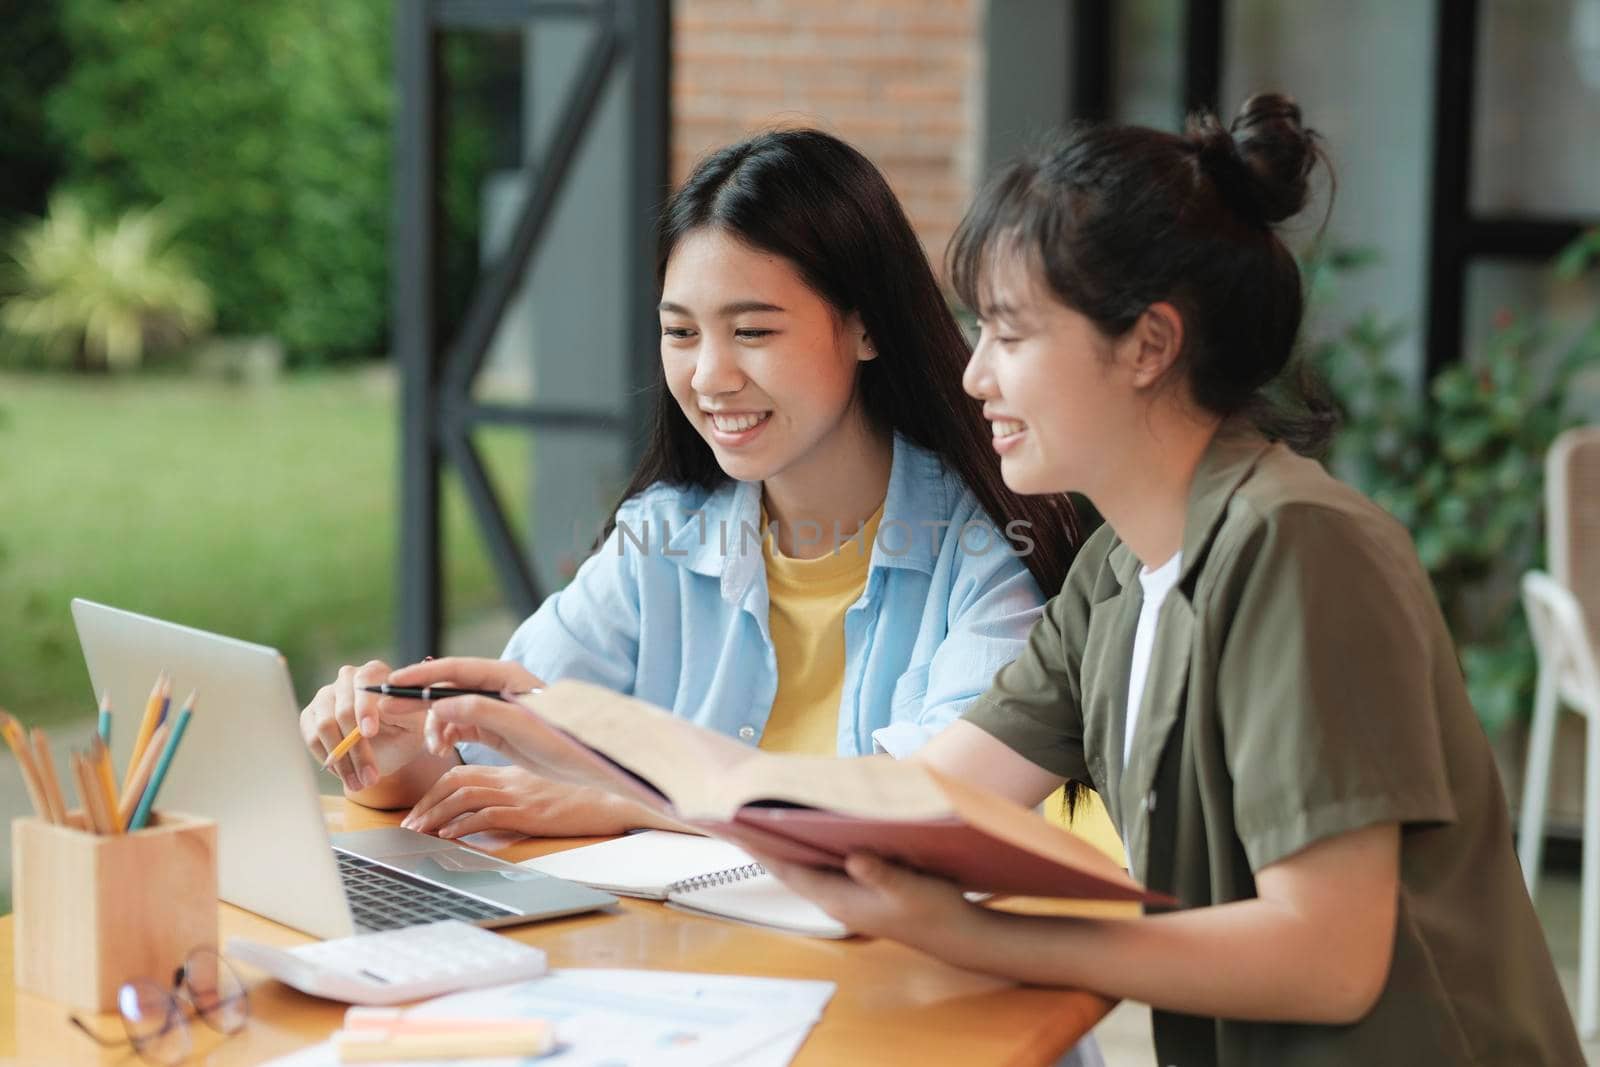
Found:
[335,851,517,931]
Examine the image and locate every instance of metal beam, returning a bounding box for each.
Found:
[395,0,444,661]
[441,16,620,399]
[1182,0,1223,116]
[1070,0,1114,122]
[1461,218,1587,260]
[440,424,544,618]
[435,0,603,29]
[625,0,672,449]
[459,402,628,431]
[391,0,669,651]
[1424,0,1477,381]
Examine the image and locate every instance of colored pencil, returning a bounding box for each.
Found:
[30,728,68,825]
[128,692,193,831]
[155,676,172,729]
[68,753,91,831]
[323,724,365,769]
[91,737,121,834]
[121,672,167,799]
[73,752,110,834]
[118,721,169,832]
[1,710,52,823]
[97,690,112,746]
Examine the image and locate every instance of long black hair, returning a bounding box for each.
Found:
[948,93,1338,455]
[606,129,1080,592]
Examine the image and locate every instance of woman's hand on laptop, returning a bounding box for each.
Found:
[399,764,670,838]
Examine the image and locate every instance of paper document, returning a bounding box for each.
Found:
[264,968,835,1067]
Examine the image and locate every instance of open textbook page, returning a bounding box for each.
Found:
[514,682,1167,904]
[519,683,950,820]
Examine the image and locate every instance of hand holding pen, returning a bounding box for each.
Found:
[300,657,544,793]
[360,684,529,703]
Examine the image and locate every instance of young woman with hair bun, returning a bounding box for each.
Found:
[415,97,1580,1063]
[714,96,1583,1063]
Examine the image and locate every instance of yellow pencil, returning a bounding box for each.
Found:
[118,721,170,831]
[91,737,121,834]
[121,672,167,798]
[323,724,364,769]
[1,710,52,823]
[30,728,68,825]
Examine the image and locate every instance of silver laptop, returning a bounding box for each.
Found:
[72,598,616,939]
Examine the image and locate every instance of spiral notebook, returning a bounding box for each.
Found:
[520,831,849,939]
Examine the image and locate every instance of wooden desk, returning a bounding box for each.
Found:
[1,798,1123,1065]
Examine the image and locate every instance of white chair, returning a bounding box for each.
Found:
[1519,425,1600,1037]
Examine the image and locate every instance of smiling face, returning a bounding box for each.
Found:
[659,228,876,489]
[961,248,1137,497]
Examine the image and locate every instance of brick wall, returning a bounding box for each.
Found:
[671,0,984,276]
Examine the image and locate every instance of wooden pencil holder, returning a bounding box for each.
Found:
[12,811,217,1013]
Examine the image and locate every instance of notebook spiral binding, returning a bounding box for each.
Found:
[666,861,767,895]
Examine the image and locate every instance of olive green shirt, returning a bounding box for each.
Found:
[965,429,1581,1066]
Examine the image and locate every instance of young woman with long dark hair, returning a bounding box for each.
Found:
[301,129,1087,841]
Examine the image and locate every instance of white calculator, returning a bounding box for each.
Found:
[227,920,548,1005]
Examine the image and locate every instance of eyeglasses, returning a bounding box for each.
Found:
[69,947,249,1065]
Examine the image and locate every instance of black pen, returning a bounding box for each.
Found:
[322,685,538,768]
[361,684,535,702]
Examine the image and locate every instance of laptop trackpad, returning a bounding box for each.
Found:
[379,850,546,890]
[333,828,546,888]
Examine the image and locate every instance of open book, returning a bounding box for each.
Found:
[513,682,1167,904]
[521,831,849,938]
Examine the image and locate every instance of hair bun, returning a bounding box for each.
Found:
[1187,92,1318,226]
[1229,93,1317,223]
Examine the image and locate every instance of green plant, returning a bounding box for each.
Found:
[1307,230,1600,731]
[45,0,392,364]
[0,194,211,370]
[0,3,69,219]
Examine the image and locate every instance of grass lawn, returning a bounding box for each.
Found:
[0,366,530,728]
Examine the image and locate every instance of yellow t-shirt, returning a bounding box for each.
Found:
[758,502,1125,866]
[1044,785,1126,864]
[758,504,882,755]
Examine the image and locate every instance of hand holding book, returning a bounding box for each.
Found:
[424,680,1169,905]
[751,848,983,950]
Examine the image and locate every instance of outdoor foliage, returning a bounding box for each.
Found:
[1308,231,1600,731]
[0,2,69,221]
[0,194,211,370]
[0,368,529,731]
[44,0,392,364]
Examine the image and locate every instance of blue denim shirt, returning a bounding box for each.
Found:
[461,435,1045,763]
